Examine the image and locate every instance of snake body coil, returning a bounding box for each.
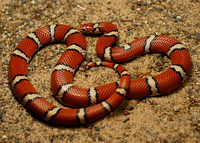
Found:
[9,22,191,125]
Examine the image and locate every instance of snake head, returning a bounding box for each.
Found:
[77,23,94,34]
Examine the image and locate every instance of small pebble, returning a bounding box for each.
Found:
[2,135,7,139]
[127,31,132,36]
[188,87,193,95]
[131,5,135,10]
[5,59,9,65]
[1,102,6,107]
[123,110,130,115]
[173,105,181,112]
[98,136,105,141]
[21,0,27,4]
[148,65,153,69]
[0,111,3,119]
[19,112,23,117]
[94,126,101,131]
[79,65,86,71]
[195,86,200,94]
[125,126,131,129]
[127,26,133,31]
[15,118,19,123]
[146,0,152,5]
[0,44,5,49]
[67,134,73,141]
[92,134,97,139]
[148,132,155,136]
[128,105,134,110]
[87,53,92,59]
[31,0,36,4]
[91,67,99,72]
[123,116,130,123]
[197,33,200,40]
[148,100,155,105]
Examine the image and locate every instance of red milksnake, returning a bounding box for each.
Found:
[9,22,191,125]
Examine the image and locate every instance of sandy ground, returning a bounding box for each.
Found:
[0,0,199,142]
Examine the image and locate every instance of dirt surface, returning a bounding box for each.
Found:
[0,0,199,142]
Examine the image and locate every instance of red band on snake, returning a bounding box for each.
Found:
[9,22,191,125]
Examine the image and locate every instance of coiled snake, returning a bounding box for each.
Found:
[9,22,191,125]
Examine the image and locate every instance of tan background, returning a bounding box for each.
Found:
[0,0,199,142]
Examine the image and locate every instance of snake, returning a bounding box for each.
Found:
[9,22,191,125]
